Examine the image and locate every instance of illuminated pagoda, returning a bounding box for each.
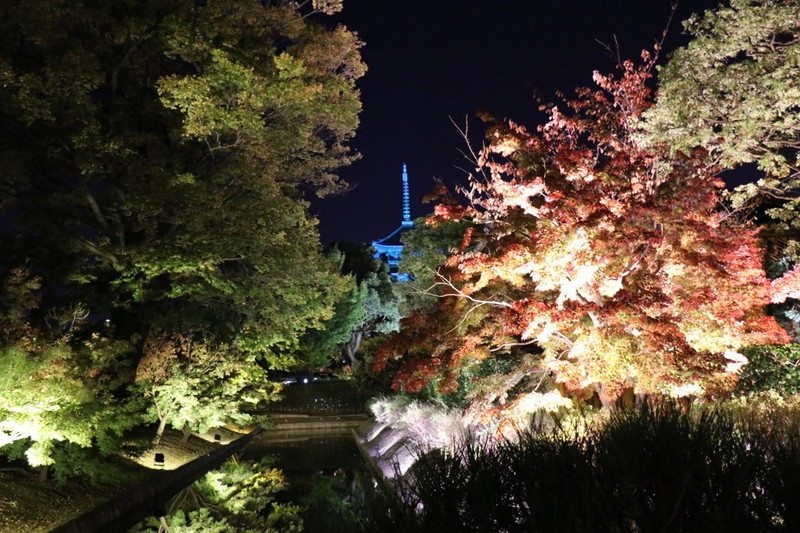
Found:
[372,163,413,280]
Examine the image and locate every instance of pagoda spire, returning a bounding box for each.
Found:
[401,163,412,227]
[371,163,415,281]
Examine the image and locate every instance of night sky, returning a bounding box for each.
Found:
[311,0,723,245]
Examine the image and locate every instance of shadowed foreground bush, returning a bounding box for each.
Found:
[361,401,800,533]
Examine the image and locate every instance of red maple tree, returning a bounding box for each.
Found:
[376,53,790,411]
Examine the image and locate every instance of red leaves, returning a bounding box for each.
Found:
[458,226,475,252]
[391,357,441,392]
[426,184,474,226]
[374,50,789,414]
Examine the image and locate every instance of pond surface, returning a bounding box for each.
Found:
[245,434,372,531]
[244,435,363,473]
[267,380,371,416]
[248,381,378,530]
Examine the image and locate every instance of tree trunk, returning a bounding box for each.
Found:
[344,330,363,368]
[618,386,636,409]
[154,416,168,445]
[158,515,171,533]
[38,464,49,483]
[593,382,615,409]
[181,426,192,443]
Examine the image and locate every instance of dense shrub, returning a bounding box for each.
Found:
[361,401,800,532]
[738,344,800,395]
[130,458,303,533]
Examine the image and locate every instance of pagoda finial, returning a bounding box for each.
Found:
[401,163,412,226]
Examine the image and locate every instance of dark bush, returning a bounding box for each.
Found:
[360,401,800,532]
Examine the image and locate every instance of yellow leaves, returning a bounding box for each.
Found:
[273,51,308,79]
[294,25,366,80]
[668,382,705,398]
[678,311,737,354]
[565,167,596,183]
[525,227,619,308]
[521,317,557,343]
[493,135,519,157]
[492,391,574,439]
[597,276,624,299]
[541,327,643,397]
[490,176,547,217]
[558,264,603,308]
[312,0,343,15]
[513,390,574,413]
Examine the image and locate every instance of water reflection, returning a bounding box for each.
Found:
[245,436,370,532]
[244,435,362,472]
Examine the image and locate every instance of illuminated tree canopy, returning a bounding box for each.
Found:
[642,0,800,343]
[642,0,800,256]
[0,0,363,353]
[643,0,799,177]
[376,55,791,413]
[134,330,281,443]
[0,269,138,470]
[0,0,363,473]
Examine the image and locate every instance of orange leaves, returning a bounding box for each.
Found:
[427,184,474,225]
[486,176,547,218]
[432,203,460,220]
[458,226,475,252]
[374,50,790,423]
[135,329,186,383]
[599,196,627,217]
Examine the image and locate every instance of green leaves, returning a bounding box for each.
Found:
[642,0,800,212]
[133,458,303,532]
[0,0,363,477]
[0,345,91,466]
[136,332,283,441]
[297,244,401,369]
[158,49,296,151]
[0,0,362,342]
[738,344,800,395]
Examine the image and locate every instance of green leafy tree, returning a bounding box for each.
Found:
[0,0,362,357]
[131,458,303,533]
[134,331,281,443]
[1,345,98,469]
[337,243,401,367]
[300,274,366,369]
[0,0,363,453]
[296,243,400,370]
[737,343,800,395]
[641,0,800,254]
[0,269,139,477]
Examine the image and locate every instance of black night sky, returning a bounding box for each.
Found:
[312,0,723,245]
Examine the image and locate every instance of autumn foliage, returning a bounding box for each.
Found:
[376,53,791,410]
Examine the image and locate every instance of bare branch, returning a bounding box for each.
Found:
[489,339,539,352]
[431,270,513,308]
